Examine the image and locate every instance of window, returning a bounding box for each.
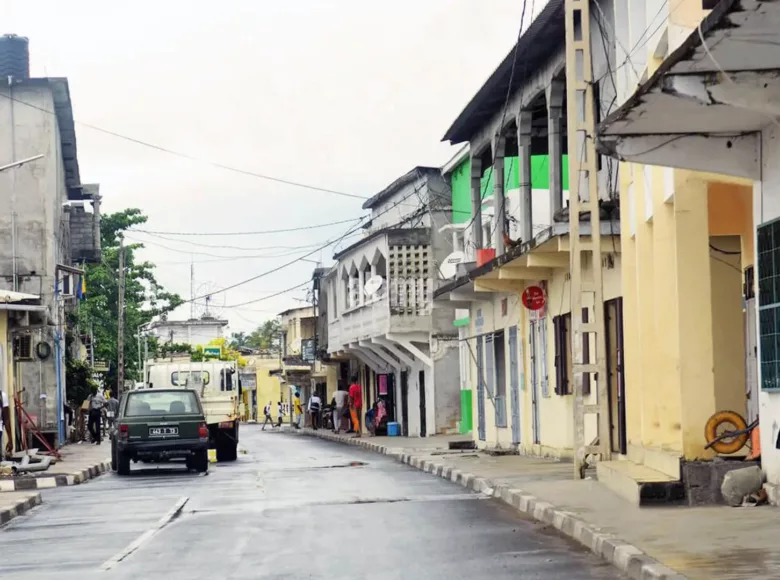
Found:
[553,314,572,395]
[554,309,591,396]
[493,331,508,427]
[171,371,210,387]
[758,219,780,390]
[125,390,201,416]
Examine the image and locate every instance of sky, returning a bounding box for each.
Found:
[4,0,531,335]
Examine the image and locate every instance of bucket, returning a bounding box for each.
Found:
[208,449,218,463]
[476,249,496,266]
[387,422,401,437]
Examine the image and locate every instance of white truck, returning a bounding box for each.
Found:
[140,358,241,462]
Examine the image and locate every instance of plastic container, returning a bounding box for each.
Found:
[476,248,496,266]
[387,422,401,437]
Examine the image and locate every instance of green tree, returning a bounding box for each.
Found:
[77,209,183,389]
[248,319,282,351]
[228,331,249,349]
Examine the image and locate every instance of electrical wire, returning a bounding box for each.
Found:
[222,281,312,309]
[131,227,364,252]
[0,91,367,201]
[133,217,364,237]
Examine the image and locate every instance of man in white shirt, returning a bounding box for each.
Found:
[332,388,349,434]
[0,390,11,457]
[308,392,322,430]
[88,390,106,444]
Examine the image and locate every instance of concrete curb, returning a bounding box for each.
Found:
[303,429,687,580]
[0,493,42,526]
[0,459,111,493]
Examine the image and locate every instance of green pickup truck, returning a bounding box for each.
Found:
[111,389,209,475]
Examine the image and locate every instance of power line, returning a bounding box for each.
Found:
[131,226,364,252]
[222,281,312,309]
[0,91,367,201]
[133,217,362,237]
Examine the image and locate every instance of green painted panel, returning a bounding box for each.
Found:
[450,155,569,224]
[453,317,470,328]
[460,389,473,433]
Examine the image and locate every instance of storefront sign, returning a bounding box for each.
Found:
[379,374,388,395]
[521,286,546,311]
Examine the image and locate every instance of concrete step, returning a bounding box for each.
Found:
[596,460,685,506]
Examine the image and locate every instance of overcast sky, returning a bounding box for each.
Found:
[5,0,529,334]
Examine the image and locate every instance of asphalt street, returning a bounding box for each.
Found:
[0,426,624,580]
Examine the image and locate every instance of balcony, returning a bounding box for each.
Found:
[328,276,432,351]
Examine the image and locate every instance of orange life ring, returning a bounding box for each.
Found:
[705,410,749,455]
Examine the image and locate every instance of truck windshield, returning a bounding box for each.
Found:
[125,391,201,417]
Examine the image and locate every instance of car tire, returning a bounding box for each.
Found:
[117,452,131,476]
[111,442,118,472]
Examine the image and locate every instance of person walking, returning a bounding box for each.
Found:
[294,391,304,429]
[332,387,348,434]
[104,392,119,437]
[262,401,274,430]
[87,390,106,445]
[276,401,284,428]
[308,392,322,430]
[348,376,363,438]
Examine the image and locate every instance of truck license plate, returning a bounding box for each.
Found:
[149,427,178,436]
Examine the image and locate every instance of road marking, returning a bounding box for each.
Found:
[100,496,189,571]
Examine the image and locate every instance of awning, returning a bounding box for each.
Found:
[0,290,40,303]
[596,0,780,180]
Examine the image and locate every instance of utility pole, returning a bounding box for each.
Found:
[117,236,126,398]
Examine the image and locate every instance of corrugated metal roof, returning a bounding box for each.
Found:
[362,166,440,210]
[441,0,565,144]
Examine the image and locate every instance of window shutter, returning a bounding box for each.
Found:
[582,307,591,395]
[553,316,564,396]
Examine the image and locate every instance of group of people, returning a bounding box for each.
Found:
[260,377,387,437]
[85,389,119,445]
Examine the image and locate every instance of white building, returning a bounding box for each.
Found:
[322,167,461,436]
[150,317,228,348]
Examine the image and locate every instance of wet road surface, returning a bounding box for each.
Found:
[0,426,624,579]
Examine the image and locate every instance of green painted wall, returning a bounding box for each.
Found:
[460,389,473,433]
[450,155,570,223]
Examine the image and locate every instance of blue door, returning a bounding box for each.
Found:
[509,326,521,445]
[476,336,486,441]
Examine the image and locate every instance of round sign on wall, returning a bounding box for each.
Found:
[521,286,546,311]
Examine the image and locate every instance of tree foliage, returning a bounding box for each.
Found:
[77,209,183,388]
[65,358,99,406]
[229,320,282,351]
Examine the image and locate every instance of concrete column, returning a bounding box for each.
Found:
[493,136,507,256]
[92,194,102,253]
[547,79,565,223]
[358,269,366,306]
[470,155,484,251]
[347,274,355,308]
[516,111,533,243]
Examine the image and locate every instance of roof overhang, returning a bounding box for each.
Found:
[597,0,780,180]
[0,290,40,303]
[433,221,620,300]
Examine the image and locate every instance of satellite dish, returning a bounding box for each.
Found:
[439,251,466,279]
[364,275,383,297]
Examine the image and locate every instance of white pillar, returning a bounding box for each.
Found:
[470,156,484,250]
[517,110,533,243]
[547,79,565,223]
[493,136,506,255]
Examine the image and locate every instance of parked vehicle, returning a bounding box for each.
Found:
[111,388,209,475]
[140,359,241,462]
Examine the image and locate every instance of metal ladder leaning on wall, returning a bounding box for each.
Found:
[564,0,612,477]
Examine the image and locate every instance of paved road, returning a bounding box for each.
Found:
[0,426,623,579]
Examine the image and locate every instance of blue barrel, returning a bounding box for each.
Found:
[387,422,401,437]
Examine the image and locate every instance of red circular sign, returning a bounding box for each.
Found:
[522,286,546,311]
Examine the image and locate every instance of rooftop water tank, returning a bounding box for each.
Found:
[0,34,30,80]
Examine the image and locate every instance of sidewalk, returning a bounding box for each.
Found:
[303,429,780,580]
[0,441,111,493]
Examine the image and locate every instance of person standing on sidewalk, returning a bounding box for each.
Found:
[104,392,119,437]
[308,392,322,430]
[348,377,363,438]
[87,390,106,444]
[0,389,12,457]
[332,388,348,434]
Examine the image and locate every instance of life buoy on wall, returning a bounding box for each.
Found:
[35,341,51,360]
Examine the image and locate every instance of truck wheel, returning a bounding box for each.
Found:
[195,450,209,473]
[117,452,131,476]
[111,443,118,472]
[216,438,237,462]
